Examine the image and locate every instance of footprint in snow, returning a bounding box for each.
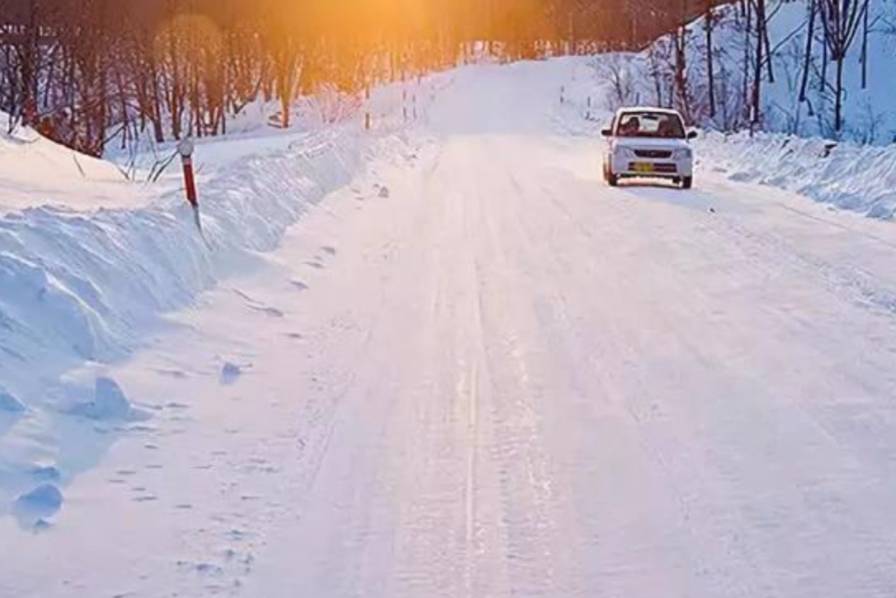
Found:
[234,289,285,318]
[226,529,249,541]
[290,280,309,292]
[220,362,245,385]
[127,424,157,436]
[232,288,259,304]
[14,484,63,528]
[153,368,187,379]
[248,304,284,318]
[321,246,337,256]
[177,561,224,576]
[305,261,324,270]
[29,464,61,482]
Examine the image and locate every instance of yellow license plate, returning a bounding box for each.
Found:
[632,163,654,173]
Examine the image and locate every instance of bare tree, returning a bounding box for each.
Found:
[704,0,717,118]
[1,0,724,153]
[799,0,817,103]
[750,0,768,134]
[818,0,871,133]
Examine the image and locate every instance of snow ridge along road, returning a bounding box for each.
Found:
[4,58,896,597]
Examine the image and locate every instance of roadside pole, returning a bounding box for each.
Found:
[365,85,371,131]
[177,139,203,233]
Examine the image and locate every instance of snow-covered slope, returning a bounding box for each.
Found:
[752,0,896,142]
[0,113,145,213]
[0,72,453,526]
[0,123,367,517]
[696,131,896,219]
[588,0,896,143]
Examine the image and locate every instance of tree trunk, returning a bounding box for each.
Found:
[751,0,767,133]
[705,3,716,119]
[861,4,869,89]
[834,55,844,133]
[799,0,816,103]
[742,0,753,121]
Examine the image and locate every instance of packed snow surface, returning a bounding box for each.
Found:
[2,56,896,598]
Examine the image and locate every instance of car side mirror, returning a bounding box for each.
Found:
[687,130,698,140]
[601,128,612,137]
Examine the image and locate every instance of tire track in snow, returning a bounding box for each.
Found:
[708,211,896,318]
[462,359,479,598]
[470,144,564,596]
[506,145,779,597]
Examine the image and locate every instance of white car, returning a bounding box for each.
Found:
[602,107,697,189]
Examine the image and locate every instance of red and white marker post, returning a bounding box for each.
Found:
[177,139,202,233]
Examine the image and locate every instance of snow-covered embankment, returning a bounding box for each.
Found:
[0,122,374,525]
[695,132,896,220]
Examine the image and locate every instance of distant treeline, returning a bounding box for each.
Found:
[0,0,708,154]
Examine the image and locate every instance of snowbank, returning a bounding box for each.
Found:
[0,113,145,213]
[0,69,450,524]
[697,131,896,219]
[0,127,364,397]
[0,121,369,522]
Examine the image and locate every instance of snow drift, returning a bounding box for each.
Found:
[0,112,145,213]
[697,131,896,219]
[0,69,449,524]
[0,127,364,399]
[0,119,374,520]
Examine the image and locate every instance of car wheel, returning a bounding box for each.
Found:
[607,171,619,187]
[672,176,681,185]
[681,176,693,190]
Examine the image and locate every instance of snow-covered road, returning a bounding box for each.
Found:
[5,61,896,597]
